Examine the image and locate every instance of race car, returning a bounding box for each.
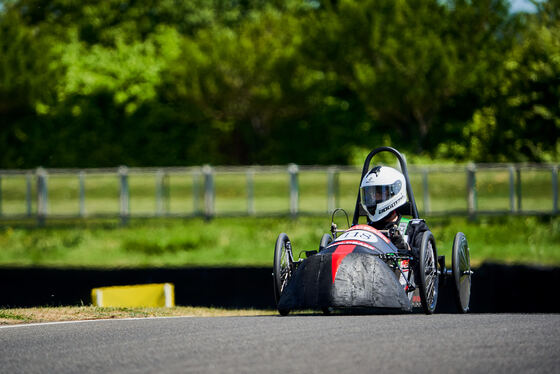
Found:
[272,146,472,315]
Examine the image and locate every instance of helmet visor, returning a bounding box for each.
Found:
[361,180,403,207]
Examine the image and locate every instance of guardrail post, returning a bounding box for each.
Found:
[26,172,32,217]
[289,164,299,218]
[37,167,48,226]
[552,165,558,214]
[327,167,339,214]
[203,165,215,220]
[79,171,86,217]
[422,168,431,215]
[247,168,255,216]
[509,165,515,213]
[467,163,477,220]
[119,166,130,225]
[516,167,522,213]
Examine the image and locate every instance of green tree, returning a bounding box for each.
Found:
[0,6,63,167]
[446,0,560,161]
[302,0,518,157]
[163,2,353,164]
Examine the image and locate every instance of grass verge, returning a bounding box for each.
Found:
[0,306,278,326]
[0,215,559,267]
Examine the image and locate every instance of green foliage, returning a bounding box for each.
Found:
[0,6,63,167]
[437,0,560,162]
[0,0,558,168]
[0,310,31,321]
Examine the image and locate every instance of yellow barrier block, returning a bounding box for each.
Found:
[91,283,175,308]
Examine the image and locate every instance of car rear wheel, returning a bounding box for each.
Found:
[418,231,439,314]
[273,233,294,315]
[452,232,472,313]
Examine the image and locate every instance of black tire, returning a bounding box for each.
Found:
[278,308,290,316]
[273,233,294,315]
[418,231,439,314]
[319,233,333,251]
[452,232,472,313]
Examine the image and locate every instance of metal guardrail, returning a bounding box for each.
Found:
[0,163,558,225]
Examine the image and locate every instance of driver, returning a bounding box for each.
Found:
[359,166,428,255]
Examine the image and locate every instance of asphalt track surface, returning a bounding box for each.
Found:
[1,314,559,373]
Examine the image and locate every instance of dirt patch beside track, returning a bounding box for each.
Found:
[0,306,276,325]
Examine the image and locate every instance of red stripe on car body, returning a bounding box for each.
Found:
[331,244,355,283]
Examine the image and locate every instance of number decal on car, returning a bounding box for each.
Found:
[334,230,379,244]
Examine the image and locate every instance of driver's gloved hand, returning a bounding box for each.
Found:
[388,224,399,238]
[389,224,409,254]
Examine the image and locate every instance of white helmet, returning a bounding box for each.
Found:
[360,166,407,223]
